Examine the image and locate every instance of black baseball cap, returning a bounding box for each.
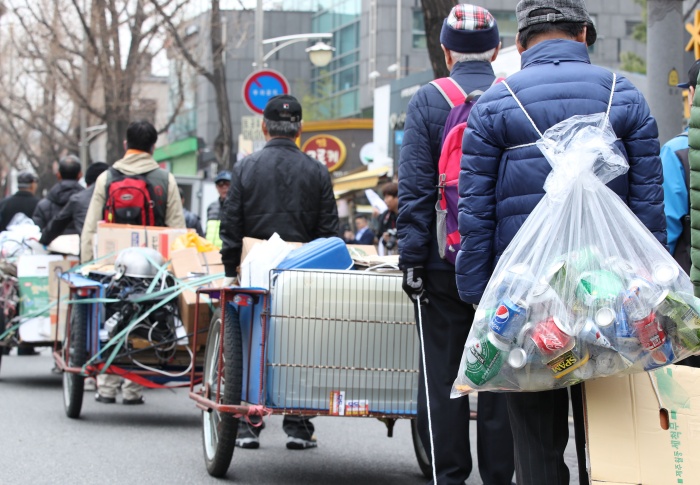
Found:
[263,95,302,123]
[678,59,700,89]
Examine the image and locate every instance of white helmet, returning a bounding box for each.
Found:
[114,247,165,279]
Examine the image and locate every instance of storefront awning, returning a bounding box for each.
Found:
[333,167,390,197]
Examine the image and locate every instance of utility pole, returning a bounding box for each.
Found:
[646,0,684,145]
[79,0,89,173]
[254,0,264,71]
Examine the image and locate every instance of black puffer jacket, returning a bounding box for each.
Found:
[32,180,84,232]
[39,186,94,245]
[220,137,339,276]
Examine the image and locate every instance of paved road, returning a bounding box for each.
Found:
[0,351,580,484]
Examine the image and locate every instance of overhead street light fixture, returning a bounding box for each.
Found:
[257,33,335,69]
[305,41,335,67]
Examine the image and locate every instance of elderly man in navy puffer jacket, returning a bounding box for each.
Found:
[457,1,665,484]
[398,4,515,485]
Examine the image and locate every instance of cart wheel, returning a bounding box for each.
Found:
[410,418,433,479]
[202,307,242,477]
[63,304,88,419]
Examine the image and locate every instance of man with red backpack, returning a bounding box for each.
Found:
[81,120,185,405]
[81,120,185,262]
[397,5,514,485]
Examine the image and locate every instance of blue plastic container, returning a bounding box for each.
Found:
[277,237,353,271]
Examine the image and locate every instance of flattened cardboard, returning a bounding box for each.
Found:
[585,365,700,485]
[346,244,378,257]
[48,258,79,341]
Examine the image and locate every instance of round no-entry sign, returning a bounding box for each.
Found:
[242,70,290,115]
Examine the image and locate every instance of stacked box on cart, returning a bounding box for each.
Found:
[263,270,418,415]
[17,254,67,342]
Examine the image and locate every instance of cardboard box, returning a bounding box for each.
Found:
[585,365,700,485]
[170,248,226,345]
[95,222,190,263]
[17,254,66,342]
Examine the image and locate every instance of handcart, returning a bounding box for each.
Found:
[54,266,207,419]
[188,268,431,478]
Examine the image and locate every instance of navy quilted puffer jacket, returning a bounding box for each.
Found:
[456,40,666,303]
[398,61,496,271]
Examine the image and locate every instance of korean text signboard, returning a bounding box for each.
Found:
[302,135,346,172]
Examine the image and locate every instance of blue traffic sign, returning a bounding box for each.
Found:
[242,70,290,115]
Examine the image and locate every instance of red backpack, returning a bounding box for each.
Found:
[431,76,503,264]
[103,168,168,226]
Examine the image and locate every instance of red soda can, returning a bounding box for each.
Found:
[633,312,665,351]
[530,316,573,357]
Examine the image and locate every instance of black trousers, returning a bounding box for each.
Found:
[415,271,514,485]
[506,385,589,485]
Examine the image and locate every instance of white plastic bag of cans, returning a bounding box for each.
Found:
[452,113,700,396]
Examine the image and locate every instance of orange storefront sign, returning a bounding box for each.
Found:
[301,134,347,172]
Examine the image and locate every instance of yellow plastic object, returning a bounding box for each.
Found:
[170,232,216,253]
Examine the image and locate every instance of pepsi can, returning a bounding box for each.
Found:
[490,297,529,343]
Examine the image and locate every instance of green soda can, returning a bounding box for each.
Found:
[464,332,510,387]
[576,270,624,307]
[653,291,700,350]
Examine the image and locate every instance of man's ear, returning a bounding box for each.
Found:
[123,140,128,152]
[576,25,587,45]
[441,44,453,70]
[491,42,501,62]
[516,32,526,54]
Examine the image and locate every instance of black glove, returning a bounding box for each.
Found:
[402,266,428,305]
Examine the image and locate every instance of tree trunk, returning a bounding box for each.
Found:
[210,0,233,169]
[420,0,457,79]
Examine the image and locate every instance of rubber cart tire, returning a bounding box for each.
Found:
[202,306,242,477]
[63,304,88,419]
[411,418,433,479]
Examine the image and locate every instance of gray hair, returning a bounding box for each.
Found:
[264,118,302,138]
[450,47,496,64]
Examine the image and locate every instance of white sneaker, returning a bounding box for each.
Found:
[286,436,317,450]
[84,377,96,392]
[235,436,260,449]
